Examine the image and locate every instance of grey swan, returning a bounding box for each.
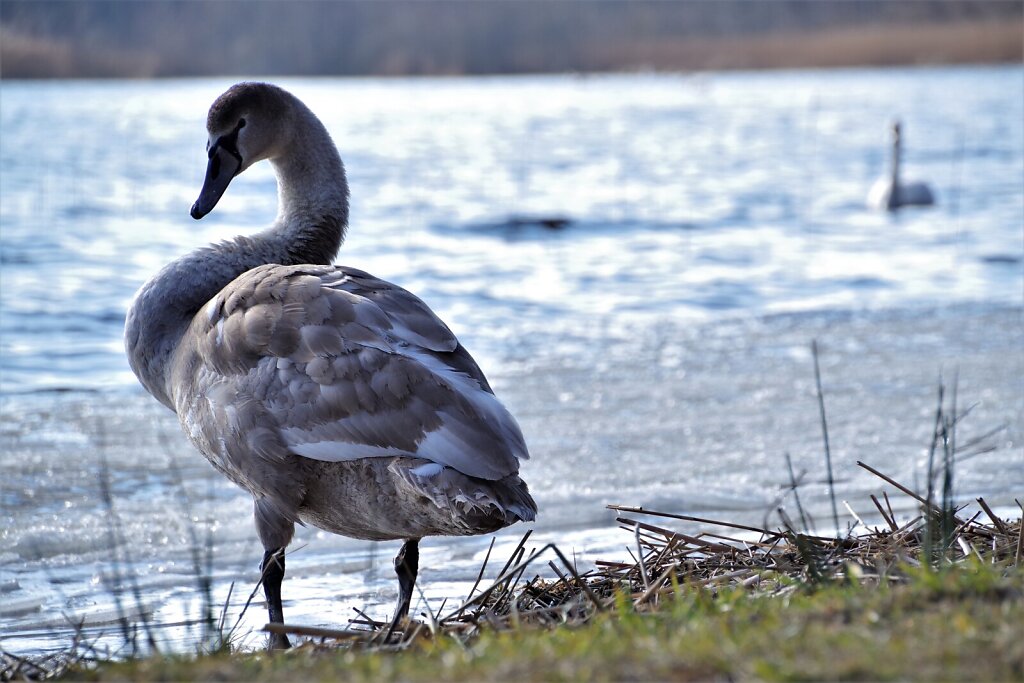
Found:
[867,120,935,211]
[124,82,536,649]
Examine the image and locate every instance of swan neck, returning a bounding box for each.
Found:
[127,104,350,408]
[890,138,901,185]
[268,116,349,266]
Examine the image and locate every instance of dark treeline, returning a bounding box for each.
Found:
[1,0,1021,78]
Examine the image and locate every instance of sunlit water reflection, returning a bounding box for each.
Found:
[1,68,1022,655]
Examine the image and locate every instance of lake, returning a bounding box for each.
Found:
[1,67,1022,655]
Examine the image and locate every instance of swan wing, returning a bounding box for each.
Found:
[324,266,495,392]
[174,264,527,486]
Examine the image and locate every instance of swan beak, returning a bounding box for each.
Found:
[191,146,242,219]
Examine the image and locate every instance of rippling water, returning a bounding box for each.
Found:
[2,68,1022,393]
[1,68,1022,655]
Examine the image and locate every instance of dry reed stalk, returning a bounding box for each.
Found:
[977,498,1009,536]
[263,623,371,642]
[870,494,899,532]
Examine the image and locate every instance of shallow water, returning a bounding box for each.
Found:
[1,68,1022,655]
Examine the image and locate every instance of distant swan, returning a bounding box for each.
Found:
[867,121,935,211]
[124,82,536,649]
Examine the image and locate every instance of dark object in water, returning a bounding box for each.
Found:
[506,215,573,231]
[980,253,1021,265]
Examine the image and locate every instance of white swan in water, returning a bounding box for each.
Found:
[867,121,935,211]
[864,120,937,210]
[124,83,536,648]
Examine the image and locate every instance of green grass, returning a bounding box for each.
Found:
[64,562,1024,682]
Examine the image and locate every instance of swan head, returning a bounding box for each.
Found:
[891,120,903,146]
[191,82,293,219]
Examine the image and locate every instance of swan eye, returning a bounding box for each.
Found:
[207,119,246,165]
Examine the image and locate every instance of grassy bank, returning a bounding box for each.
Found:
[57,563,1023,682]
[4,374,1021,682]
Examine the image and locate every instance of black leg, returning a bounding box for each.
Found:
[261,548,291,650]
[389,539,420,631]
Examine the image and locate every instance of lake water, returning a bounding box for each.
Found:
[1,67,1022,656]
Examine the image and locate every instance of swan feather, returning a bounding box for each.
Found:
[169,263,528,519]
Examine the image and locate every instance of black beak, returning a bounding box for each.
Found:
[191,118,246,220]
[190,145,242,220]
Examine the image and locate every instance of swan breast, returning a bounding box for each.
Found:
[168,264,530,519]
[867,176,894,211]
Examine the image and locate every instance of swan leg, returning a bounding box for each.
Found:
[390,539,420,630]
[261,548,291,650]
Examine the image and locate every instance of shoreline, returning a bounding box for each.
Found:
[2,18,1021,80]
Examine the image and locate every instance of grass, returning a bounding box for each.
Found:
[59,562,1024,682]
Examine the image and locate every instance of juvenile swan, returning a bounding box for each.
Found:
[867,120,935,211]
[125,83,536,649]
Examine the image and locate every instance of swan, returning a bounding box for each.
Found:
[124,82,537,649]
[867,120,935,211]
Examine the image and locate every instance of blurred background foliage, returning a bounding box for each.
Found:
[1,0,1021,79]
